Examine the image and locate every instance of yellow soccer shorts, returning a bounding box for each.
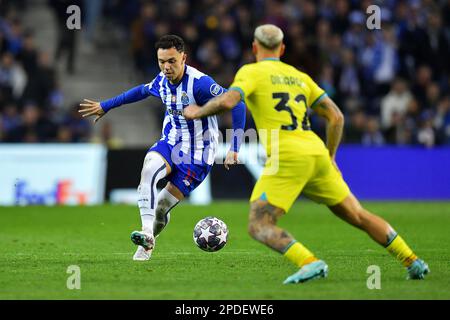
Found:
[250,154,350,213]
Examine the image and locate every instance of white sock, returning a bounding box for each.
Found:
[137,152,168,234]
[154,188,180,236]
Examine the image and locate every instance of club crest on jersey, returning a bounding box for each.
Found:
[210,83,223,96]
[181,92,190,105]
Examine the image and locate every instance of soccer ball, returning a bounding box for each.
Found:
[193,216,228,252]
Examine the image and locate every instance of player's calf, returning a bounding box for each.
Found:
[330,193,429,279]
[153,186,180,237]
[248,200,324,283]
[137,152,169,235]
[248,200,292,252]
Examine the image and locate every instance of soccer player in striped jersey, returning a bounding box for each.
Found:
[184,25,429,283]
[79,35,246,261]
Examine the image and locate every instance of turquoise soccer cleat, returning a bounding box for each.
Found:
[130,230,155,251]
[283,260,328,284]
[407,259,430,280]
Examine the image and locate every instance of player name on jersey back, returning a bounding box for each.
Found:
[270,75,306,87]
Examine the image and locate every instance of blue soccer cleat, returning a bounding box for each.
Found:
[407,259,430,280]
[283,260,328,284]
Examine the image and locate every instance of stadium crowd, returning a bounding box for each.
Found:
[0,0,449,148]
[0,0,91,143]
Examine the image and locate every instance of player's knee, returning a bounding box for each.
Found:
[140,153,167,182]
[141,163,156,181]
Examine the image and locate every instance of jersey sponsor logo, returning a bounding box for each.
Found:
[210,83,223,96]
[168,108,183,116]
[181,92,190,105]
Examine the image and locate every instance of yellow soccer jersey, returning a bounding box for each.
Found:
[230,58,329,161]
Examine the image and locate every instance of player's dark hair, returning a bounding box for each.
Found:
[155,35,185,53]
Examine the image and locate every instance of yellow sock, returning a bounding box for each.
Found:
[283,241,318,267]
[386,235,417,267]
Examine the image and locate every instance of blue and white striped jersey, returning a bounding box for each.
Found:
[100,65,246,165]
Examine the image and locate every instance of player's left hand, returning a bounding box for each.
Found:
[183,105,201,120]
[224,151,240,170]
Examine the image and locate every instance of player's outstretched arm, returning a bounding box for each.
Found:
[312,96,344,161]
[79,83,156,123]
[183,90,242,120]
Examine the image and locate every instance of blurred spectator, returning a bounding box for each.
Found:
[56,126,73,142]
[0,52,27,103]
[1,103,20,133]
[17,31,38,76]
[331,0,350,34]
[412,65,433,106]
[49,0,81,74]
[343,11,365,53]
[218,16,241,63]
[380,78,412,129]
[319,64,336,99]
[7,104,57,142]
[345,109,366,143]
[5,18,23,55]
[21,51,56,108]
[434,96,450,144]
[60,104,91,142]
[404,98,421,129]
[425,82,441,110]
[373,25,399,96]
[423,10,449,79]
[337,48,361,112]
[383,111,411,145]
[83,0,104,48]
[130,2,158,76]
[417,111,436,148]
[362,117,385,146]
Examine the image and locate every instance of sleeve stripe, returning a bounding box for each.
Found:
[229,87,245,101]
[310,92,328,109]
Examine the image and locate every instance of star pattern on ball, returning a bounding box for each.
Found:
[216,231,227,245]
[199,226,214,241]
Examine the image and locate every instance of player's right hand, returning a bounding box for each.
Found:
[79,99,105,123]
[224,151,240,170]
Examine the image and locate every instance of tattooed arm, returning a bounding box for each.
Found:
[312,96,344,160]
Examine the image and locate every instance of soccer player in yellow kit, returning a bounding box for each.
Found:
[184,24,429,283]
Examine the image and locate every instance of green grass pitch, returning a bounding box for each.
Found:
[1,201,449,299]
